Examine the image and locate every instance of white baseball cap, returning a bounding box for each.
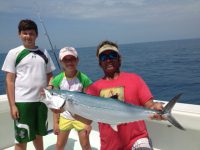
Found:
[59,47,78,60]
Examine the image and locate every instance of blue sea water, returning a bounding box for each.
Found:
[0,38,200,105]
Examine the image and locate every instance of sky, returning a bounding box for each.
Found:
[0,0,200,51]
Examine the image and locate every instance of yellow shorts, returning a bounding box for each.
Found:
[59,116,86,131]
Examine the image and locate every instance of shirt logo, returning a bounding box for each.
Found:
[99,86,124,101]
[16,130,26,139]
[32,54,36,58]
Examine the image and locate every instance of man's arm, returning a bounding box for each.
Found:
[6,72,19,120]
[144,99,163,110]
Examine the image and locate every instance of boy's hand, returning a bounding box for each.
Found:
[10,105,19,120]
[51,108,65,113]
[53,123,60,135]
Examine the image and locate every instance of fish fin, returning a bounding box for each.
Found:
[162,93,182,113]
[162,93,185,130]
[166,114,185,130]
[110,125,118,132]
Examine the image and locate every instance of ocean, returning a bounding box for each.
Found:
[0,38,200,105]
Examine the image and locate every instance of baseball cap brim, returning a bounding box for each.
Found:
[59,47,78,60]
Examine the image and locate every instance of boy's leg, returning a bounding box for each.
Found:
[15,143,27,150]
[78,130,91,150]
[73,120,91,150]
[56,130,71,150]
[15,102,47,150]
[35,102,48,150]
[36,102,48,135]
[14,103,36,144]
[56,116,73,150]
[33,135,44,150]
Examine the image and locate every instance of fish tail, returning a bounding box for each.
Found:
[162,93,185,130]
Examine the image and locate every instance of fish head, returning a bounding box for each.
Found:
[42,88,66,109]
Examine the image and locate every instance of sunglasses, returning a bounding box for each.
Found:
[99,51,119,62]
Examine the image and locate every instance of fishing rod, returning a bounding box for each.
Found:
[35,4,61,71]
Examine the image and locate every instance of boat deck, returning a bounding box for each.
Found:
[5,129,162,150]
[5,129,101,150]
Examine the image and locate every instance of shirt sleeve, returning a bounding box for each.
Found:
[77,72,93,89]
[1,50,16,73]
[44,49,56,73]
[85,83,99,96]
[51,72,64,88]
[138,76,153,105]
[83,77,93,88]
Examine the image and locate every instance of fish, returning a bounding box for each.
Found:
[42,89,185,130]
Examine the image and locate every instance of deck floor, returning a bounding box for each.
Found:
[5,129,100,150]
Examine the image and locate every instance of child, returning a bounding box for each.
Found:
[1,19,55,150]
[50,47,92,150]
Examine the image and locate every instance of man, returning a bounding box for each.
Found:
[2,19,55,150]
[86,40,163,150]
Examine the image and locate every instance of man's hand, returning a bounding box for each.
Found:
[145,100,166,120]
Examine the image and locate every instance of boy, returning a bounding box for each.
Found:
[50,47,92,150]
[1,19,55,150]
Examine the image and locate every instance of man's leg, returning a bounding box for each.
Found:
[132,138,153,150]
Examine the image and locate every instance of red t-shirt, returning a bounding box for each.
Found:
[86,72,153,150]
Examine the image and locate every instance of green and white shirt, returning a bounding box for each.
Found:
[51,71,92,119]
[1,45,56,102]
